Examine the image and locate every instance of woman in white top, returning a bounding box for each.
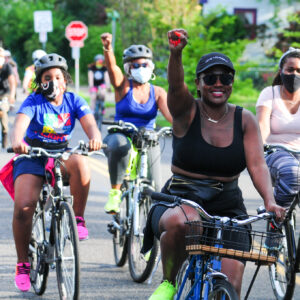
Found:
[256,47,300,206]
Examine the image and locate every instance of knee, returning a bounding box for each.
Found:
[14,203,35,223]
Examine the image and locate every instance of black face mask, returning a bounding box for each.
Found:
[280,73,300,93]
[41,80,60,101]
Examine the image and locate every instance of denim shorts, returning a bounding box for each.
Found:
[13,156,47,182]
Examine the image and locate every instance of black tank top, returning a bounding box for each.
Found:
[172,103,246,177]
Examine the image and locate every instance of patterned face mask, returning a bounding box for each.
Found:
[41,80,62,101]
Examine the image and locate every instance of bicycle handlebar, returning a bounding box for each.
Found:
[102,119,172,139]
[264,144,300,154]
[7,140,107,160]
[147,190,276,226]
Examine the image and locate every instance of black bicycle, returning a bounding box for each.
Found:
[94,89,106,131]
[9,141,104,299]
[103,119,172,283]
[264,144,300,300]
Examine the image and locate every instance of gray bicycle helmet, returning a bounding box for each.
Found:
[35,53,68,77]
[122,45,153,63]
[94,54,104,61]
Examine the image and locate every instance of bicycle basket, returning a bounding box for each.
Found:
[185,220,284,265]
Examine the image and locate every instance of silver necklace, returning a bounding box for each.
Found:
[201,104,228,123]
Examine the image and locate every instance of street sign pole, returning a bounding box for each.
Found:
[65,21,88,94]
[72,47,80,94]
[34,10,53,50]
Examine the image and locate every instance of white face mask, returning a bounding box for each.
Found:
[0,57,5,66]
[131,67,152,84]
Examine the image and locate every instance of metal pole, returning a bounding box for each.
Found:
[75,57,79,94]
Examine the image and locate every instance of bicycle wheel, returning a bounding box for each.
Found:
[128,185,158,283]
[29,205,49,295]
[175,259,193,299]
[269,214,297,300]
[55,201,80,300]
[208,279,239,300]
[112,181,128,266]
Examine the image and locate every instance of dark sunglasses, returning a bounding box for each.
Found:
[131,62,148,69]
[202,74,234,86]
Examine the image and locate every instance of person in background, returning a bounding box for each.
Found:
[4,49,20,88]
[256,47,300,209]
[144,28,285,300]
[22,49,46,95]
[100,32,172,214]
[9,53,102,292]
[88,53,110,114]
[0,47,16,148]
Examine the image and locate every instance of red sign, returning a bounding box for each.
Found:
[65,21,88,48]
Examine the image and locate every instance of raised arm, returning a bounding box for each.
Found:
[167,29,195,134]
[100,33,125,91]
[242,110,285,221]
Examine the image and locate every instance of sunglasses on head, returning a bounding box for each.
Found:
[201,74,234,86]
[131,62,148,69]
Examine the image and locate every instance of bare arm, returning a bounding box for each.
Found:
[155,86,172,124]
[167,29,195,135]
[8,74,16,105]
[11,113,31,153]
[256,105,272,143]
[79,114,102,151]
[243,110,285,221]
[88,70,94,89]
[100,33,125,91]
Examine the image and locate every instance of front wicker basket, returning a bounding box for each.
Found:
[185,220,283,265]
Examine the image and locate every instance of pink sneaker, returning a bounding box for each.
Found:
[15,262,31,292]
[76,216,89,241]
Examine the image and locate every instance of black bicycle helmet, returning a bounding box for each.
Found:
[122,45,152,63]
[35,53,68,77]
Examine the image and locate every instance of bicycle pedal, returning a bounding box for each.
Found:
[107,222,116,234]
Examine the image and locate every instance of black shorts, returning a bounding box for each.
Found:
[149,175,251,264]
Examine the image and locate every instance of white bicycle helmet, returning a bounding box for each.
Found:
[122,45,153,63]
[32,49,47,63]
[35,53,68,77]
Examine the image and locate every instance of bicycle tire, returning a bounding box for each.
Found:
[175,259,194,299]
[94,99,105,131]
[269,213,297,300]
[113,181,129,266]
[208,278,239,300]
[29,204,49,295]
[55,201,80,300]
[128,185,158,283]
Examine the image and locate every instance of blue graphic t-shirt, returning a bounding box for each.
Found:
[18,92,91,144]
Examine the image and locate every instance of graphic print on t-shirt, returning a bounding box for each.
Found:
[42,113,72,142]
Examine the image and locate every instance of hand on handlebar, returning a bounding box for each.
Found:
[88,138,102,151]
[11,142,29,154]
[266,202,286,222]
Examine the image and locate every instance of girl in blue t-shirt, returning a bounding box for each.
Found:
[10,53,102,292]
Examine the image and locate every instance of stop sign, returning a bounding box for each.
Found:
[65,21,88,48]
